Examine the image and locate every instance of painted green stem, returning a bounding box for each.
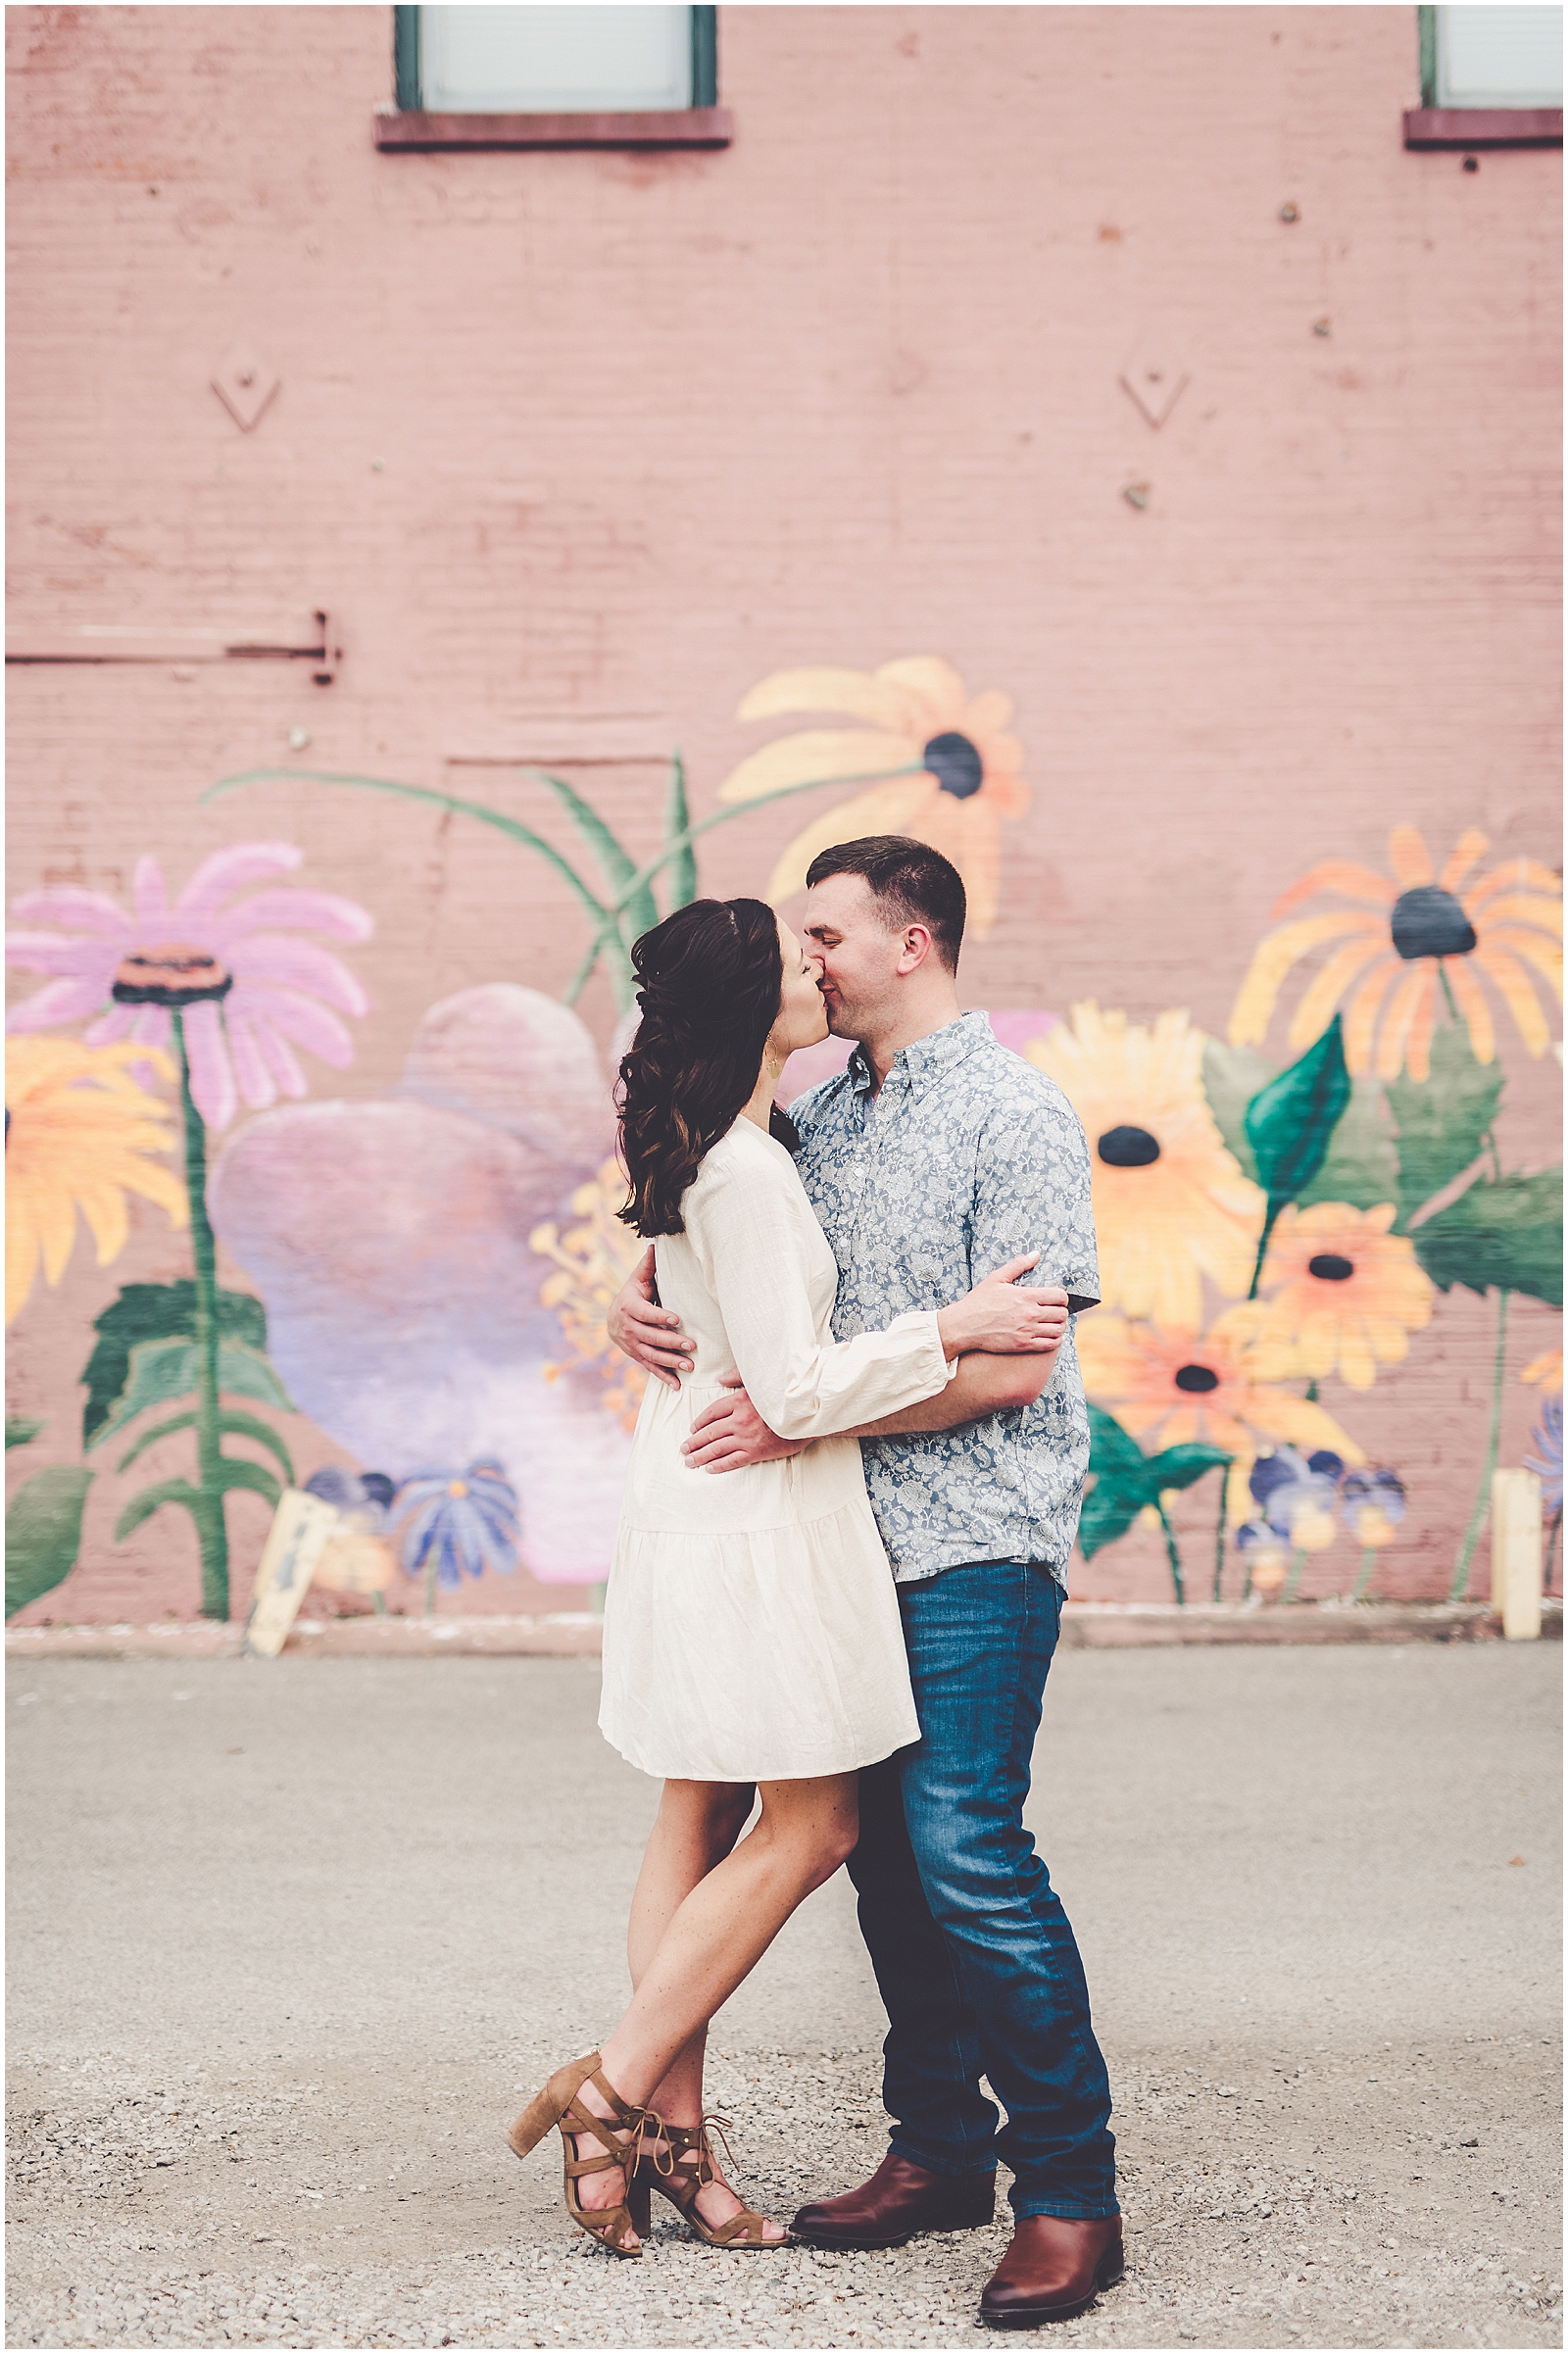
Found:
[1449,1287,1510,1601]
[423,1560,438,1620]
[1545,1509,1562,1595]
[1247,1198,1286,1300]
[1155,1501,1186,1606]
[1351,1546,1378,1602]
[172,1012,229,1620]
[1211,1466,1230,1602]
[1282,1545,1306,1602]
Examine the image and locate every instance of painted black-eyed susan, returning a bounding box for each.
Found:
[1253,1201,1436,1390]
[716,657,1029,936]
[1229,826,1561,1081]
[1027,1004,1264,1330]
[1076,1303,1365,1462]
[5,1037,187,1325]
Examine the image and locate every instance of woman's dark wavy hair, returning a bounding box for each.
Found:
[617,897,798,1238]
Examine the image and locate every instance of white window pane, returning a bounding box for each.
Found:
[419,5,693,112]
[1437,4,1563,106]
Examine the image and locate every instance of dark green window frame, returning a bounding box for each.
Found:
[1406,4,1562,147]
[388,3,715,121]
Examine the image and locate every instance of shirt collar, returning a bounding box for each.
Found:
[847,1010,992,1098]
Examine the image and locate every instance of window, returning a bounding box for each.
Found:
[377,4,729,149]
[1406,4,1563,145]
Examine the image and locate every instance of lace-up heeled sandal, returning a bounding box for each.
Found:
[508,2050,648,2259]
[632,2113,787,2249]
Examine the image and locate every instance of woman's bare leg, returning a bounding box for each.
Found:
[631,1781,754,2125]
[573,1773,858,2247]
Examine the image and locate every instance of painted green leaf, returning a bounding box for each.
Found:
[538,771,661,944]
[88,1335,293,1452]
[1079,1408,1229,1560]
[1411,1169,1563,1306]
[6,1416,44,1451]
[1388,1020,1506,1231]
[1244,1015,1352,1208]
[116,1404,295,1484]
[6,1465,93,1619]
[81,1282,269,1447]
[215,1458,282,1509]
[662,752,699,911]
[115,1476,201,1544]
[1147,1443,1234,1494]
[1295,1083,1401,1212]
[1201,1040,1273,1184]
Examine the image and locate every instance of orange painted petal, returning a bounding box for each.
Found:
[736,667,906,728]
[764,778,936,905]
[1402,976,1438,1082]
[1444,956,1495,1064]
[1375,966,1433,1080]
[1464,858,1563,908]
[965,688,1016,736]
[1388,826,1435,888]
[1473,945,1551,1054]
[980,769,1031,821]
[1270,861,1397,920]
[1227,913,1380,1046]
[1439,828,1491,893]
[916,798,1002,935]
[1342,956,1399,1073]
[1287,932,1394,1050]
[1477,892,1563,940]
[1486,925,1563,1004]
[717,727,919,806]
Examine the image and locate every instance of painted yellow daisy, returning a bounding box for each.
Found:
[716,656,1030,936]
[6,1036,187,1325]
[1027,1004,1264,1329]
[1077,1304,1366,1463]
[1253,1202,1436,1390]
[529,1157,649,1432]
[1229,826,1562,1080]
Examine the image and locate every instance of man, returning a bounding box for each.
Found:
[608,837,1120,2329]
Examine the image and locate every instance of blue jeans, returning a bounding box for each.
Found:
[845,1558,1118,2221]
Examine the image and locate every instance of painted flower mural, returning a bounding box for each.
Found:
[1026,1004,1263,1328]
[1229,826,1562,1081]
[5,1038,186,1325]
[6,843,373,1131]
[209,983,635,1586]
[1075,1307,1365,1464]
[531,1162,650,1434]
[716,658,1030,935]
[392,1457,521,1614]
[1253,1202,1436,1390]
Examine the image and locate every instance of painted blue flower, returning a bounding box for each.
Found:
[1342,1468,1407,1546]
[394,1458,520,1590]
[1525,1398,1564,1517]
[304,1465,394,1530]
[1250,1447,1342,1550]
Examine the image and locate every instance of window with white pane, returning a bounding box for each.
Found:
[1420,3,1563,107]
[395,4,717,115]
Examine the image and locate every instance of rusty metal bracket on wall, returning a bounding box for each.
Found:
[6,613,342,685]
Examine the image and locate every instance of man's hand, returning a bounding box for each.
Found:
[608,1245,696,1392]
[682,1376,804,1474]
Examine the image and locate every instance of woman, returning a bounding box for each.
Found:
[510,898,1063,2256]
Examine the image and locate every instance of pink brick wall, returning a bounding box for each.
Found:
[6,5,1561,1623]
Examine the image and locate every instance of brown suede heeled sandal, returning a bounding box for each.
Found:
[631,2113,788,2249]
[508,2050,649,2259]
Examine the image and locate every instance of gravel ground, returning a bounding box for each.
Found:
[7,1646,1561,2349]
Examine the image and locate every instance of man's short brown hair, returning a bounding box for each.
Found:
[805,836,966,971]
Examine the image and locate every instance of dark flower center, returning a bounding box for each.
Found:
[1307,1252,1355,1282]
[1390,885,1477,962]
[1174,1363,1220,1394]
[112,944,232,1008]
[1098,1124,1161,1168]
[923,731,984,800]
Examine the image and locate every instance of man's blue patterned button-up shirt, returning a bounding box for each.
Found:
[790,1010,1100,1589]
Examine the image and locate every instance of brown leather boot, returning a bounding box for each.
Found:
[979,2215,1124,2328]
[791,2151,996,2249]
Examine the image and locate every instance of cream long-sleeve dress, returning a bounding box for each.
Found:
[598,1116,956,1783]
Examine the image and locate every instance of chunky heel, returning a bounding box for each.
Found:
[636,2114,787,2249]
[625,2171,653,2236]
[507,2049,651,2258]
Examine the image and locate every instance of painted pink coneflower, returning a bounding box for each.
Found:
[6,842,372,1130]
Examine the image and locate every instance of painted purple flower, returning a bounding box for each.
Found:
[1250,1446,1342,1550]
[1525,1398,1564,1517]
[1342,1468,1408,1547]
[6,842,371,1131]
[393,1459,520,1590]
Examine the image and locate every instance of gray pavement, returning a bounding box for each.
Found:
[6,1644,1562,2349]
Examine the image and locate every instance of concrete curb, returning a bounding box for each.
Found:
[5,1599,1559,1658]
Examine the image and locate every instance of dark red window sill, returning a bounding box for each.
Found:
[1403,106,1562,148]
[373,104,732,151]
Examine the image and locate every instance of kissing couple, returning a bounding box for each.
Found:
[510,836,1121,2330]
